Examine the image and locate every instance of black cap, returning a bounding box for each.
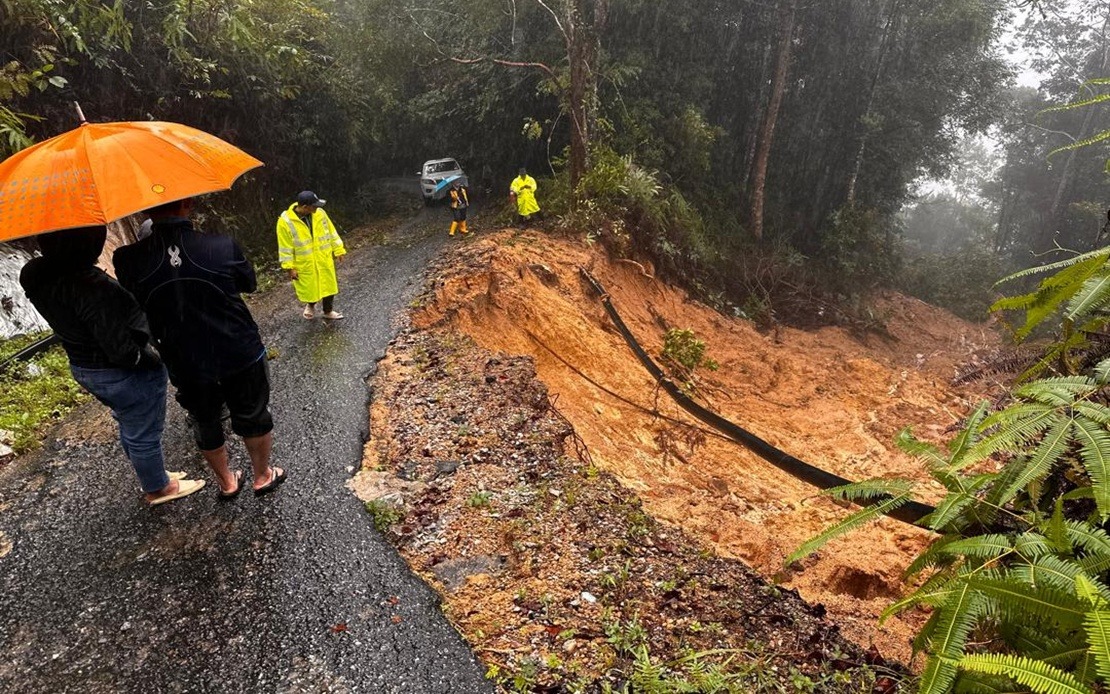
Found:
[297,190,326,207]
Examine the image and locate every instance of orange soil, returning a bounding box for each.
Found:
[413,229,999,663]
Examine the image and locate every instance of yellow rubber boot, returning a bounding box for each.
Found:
[461,221,469,235]
[449,222,457,236]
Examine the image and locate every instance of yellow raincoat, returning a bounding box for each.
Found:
[510,174,540,217]
[276,204,346,303]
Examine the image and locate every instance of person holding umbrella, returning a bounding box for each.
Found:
[115,197,283,498]
[19,226,205,505]
[0,111,274,498]
[276,191,346,320]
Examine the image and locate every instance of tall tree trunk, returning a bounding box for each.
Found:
[846,0,899,205]
[566,0,607,192]
[1044,10,1110,249]
[747,0,797,242]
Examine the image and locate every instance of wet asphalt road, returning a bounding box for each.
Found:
[0,210,493,692]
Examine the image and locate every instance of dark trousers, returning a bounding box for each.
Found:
[309,296,335,313]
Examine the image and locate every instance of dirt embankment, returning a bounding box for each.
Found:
[359,228,998,686]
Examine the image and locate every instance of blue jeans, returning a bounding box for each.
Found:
[70,365,170,494]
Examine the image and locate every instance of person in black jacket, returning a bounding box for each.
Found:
[20,226,205,505]
[114,198,283,497]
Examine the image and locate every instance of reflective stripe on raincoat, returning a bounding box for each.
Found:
[510,175,540,216]
[276,204,346,303]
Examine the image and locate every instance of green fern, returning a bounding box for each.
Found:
[784,480,912,563]
[958,653,1092,694]
[790,259,1110,693]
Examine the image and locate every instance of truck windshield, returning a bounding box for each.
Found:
[425,160,459,174]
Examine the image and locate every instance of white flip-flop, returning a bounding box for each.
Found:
[148,478,206,506]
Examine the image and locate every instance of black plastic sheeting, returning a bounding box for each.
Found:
[0,333,59,372]
[578,267,936,527]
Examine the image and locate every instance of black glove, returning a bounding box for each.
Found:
[136,343,163,370]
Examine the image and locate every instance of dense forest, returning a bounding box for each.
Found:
[2,0,1031,317]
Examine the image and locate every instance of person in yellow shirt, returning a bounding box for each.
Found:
[448,180,470,237]
[509,167,540,226]
[276,191,346,320]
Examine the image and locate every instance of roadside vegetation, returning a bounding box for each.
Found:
[793,244,1110,691]
[0,334,87,457]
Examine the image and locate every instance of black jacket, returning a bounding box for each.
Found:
[20,259,154,369]
[113,219,264,381]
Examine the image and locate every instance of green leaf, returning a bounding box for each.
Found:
[970,576,1086,628]
[959,653,1093,694]
[785,490,910,564]
[918,582,984,693]
[1073,418,1110,520]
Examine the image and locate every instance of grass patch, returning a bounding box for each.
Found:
[0,344,88,453]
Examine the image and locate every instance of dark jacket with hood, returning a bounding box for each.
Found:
[19,226,158,370]
[113,218,264,382]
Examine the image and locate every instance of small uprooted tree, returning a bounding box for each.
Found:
[793,247,1110,693]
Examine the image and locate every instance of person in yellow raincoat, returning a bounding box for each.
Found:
[509,167,540,226]
[276,191,346,320]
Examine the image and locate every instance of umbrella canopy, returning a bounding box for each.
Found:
[0,120,263,242]
[431,174,468,200]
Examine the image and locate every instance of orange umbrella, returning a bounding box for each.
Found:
[0,118,263,242]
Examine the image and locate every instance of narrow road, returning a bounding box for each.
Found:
[0,209,492,692]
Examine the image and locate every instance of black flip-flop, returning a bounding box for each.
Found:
[254,467,287,496]
[218,470,244,500]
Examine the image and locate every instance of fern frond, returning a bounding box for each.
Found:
[897,427,948,466]
[887,564,964,618]
[947,402,991,461]
[1016,418,1073,491]
[905,536,963,579]
[938,534,1015,562]
[1082,608,1110,682]
[1011,556,1110,603]
[1073,418,1110,520]
[918,583,984,693]
[970,575,1087,628]
[993,249,1110,287]
[1014,376,1098,399]
[1068,522,1110,574]
[1015,532,1054,559]
[958,653,1093,694]
[992,254,1110,340]
[1039,92,1110,115]
[974,406,1058,459]
[1093,359,1110,384]
[922,491,982,532]
[1049,496,1069,552]
[1038,644,1092,672]
[952,670,1028,693]
[1050,129,1110,158]
[822,478,914,502]
[1073,401,1110,425]
[786,490,910,564]
[1068,272,1110,322]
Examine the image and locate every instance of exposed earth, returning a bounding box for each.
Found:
[355,227,1001,689]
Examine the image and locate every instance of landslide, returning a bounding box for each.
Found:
[404,228,999,664]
